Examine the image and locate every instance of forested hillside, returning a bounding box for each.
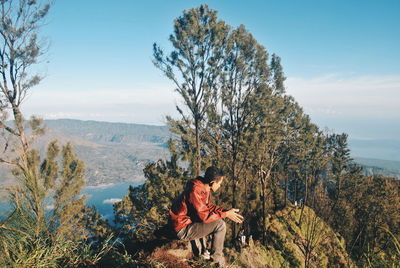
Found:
[355,157,400,179]
[45,119,170,145]
[43,119,171,184]
[0,119,170,191]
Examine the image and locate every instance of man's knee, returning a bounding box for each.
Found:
[216,219,226,232]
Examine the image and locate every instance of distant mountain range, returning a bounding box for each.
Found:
[349,138,400,179]
[44,119,170,145]
[353,157,400,179]
[41,119,171,185]
[0,119,399,192]
[0,119,170,198]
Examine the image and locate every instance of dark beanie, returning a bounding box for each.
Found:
[203,166,224,184]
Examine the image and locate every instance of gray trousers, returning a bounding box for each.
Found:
[176,219,226,262]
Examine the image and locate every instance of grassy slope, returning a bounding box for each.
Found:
[227,206,352,268]
[144,206,353,268]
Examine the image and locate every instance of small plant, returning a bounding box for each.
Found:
[364,228,400,268]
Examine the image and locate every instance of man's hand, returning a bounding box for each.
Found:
[226,208,244,223]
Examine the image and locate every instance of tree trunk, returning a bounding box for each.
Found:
[284,174,288,207]
[12,106,29,153]
[299,175,308,226]
[231,156,237,208]
[261,172,266,245]
[215,134,220,166]
[195,119,201,177]
[231,157,237,242]
[244,175,248,234]
[331,175,342,213]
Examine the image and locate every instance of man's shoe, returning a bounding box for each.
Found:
[201,250,211,260]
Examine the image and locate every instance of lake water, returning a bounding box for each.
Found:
[0,182,140,222]
[83,182,139,222]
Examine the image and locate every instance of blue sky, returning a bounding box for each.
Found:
[23,0,400,143]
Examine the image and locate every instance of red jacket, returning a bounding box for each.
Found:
[169,178,227,232]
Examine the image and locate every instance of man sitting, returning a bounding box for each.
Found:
[169,166,244,266]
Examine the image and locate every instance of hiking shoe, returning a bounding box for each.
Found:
[201,250,211,260]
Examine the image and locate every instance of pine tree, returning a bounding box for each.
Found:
[0,2,111,265]
[1,141,94,266]
[114,140,188,242]
[219,25,270,238]
[153,4,229,176]
[52,142,86,240]
[0,0,50,157]
[270,53,286,95]
[327,133,352,204]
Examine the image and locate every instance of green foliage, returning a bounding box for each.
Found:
[327,133,353,201]
[340,175,400,266]
[0,231,114,267]
[364,229,400,268]
[221,207,353,268]
[0,1,120,267]
[219,24,270,208]
[82,205,114,243]
[0,0,51,154]
[0,141,114,266]
[153,4,230,176]
[114,140,188,242]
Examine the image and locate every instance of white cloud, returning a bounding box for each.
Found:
[102,198,122,204]
[20,74,400,128]
[286,74,400,118]
[22,84,180,125]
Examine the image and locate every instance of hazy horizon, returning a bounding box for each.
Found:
[41,118,400,162]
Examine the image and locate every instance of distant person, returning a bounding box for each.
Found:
[169,166,244,267]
